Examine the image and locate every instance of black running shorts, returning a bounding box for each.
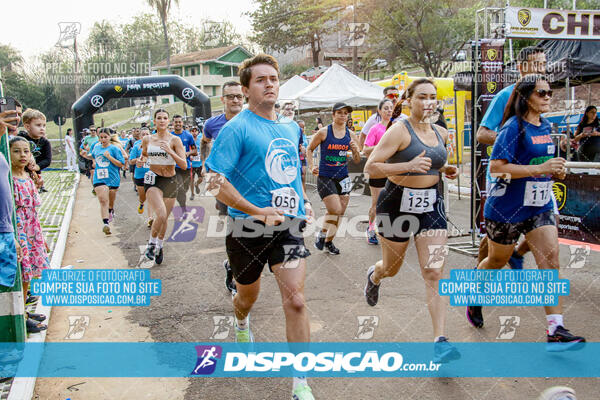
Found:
[376,181,447,242]
[485,210,556,245]
[226,217,309,285]
[133,177,145,187]
[317,175,351,199]
[144,174,177,198]
[368,177,387,188]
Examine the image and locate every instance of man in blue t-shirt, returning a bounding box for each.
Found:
[475,46,547,270]
[205,54,315,400]
[202,81,244,216]
[171,114,196,215]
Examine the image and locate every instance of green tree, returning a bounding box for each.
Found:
[364,0,480,77]
[248,0,344,67]
[145,0,180,73]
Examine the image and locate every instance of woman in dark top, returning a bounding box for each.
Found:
[573,105,600,162]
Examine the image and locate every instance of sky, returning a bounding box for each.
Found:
[3,0,256,60]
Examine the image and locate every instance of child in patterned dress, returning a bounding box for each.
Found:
[9,137,49,333]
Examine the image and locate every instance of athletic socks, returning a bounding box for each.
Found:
[149,236,157,245]
[293,376,307,390]
[102,218,109,224]
[236,316,249,330]
[156,239,164,249]
[547,314,564,335]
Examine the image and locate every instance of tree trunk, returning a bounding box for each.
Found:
[310,38,320,67]
[161,18,171,74]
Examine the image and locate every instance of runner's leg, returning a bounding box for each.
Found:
[272,258,310,342]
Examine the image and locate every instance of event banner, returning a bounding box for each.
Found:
[476,39,505,234]
[555,174,600,245]
[505,7,600,40]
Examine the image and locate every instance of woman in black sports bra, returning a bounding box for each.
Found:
[363,78,460,363]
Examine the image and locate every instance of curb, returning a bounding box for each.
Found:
[8,173,80,400]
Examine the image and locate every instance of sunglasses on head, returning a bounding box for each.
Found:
[535,89,553,98]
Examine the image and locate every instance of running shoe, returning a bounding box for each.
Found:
[108,210,115,223]
[508,252,524,270]
[137,203,144,214]
[145,243,156,260]
[546,326,586,352]
[433,337,461,363]
[235,324,254,343]
[292,383,315,400]
[25,295,39,306]
[324,241,340,255]
[367,228,379,245]
[223,260,237,293]
[102,224,111,235]
[155,248,164,265]
[314,233,325,251]
[466,305,484,328]
[538,386,577,400]
[190,194,195,200]
[364,265,380,306]
[92,189,96,196]
[147,218,153,228]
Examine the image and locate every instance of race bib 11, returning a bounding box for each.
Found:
[523,181,551,207]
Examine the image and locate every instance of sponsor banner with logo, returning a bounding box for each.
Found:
[477,39,505,234]
[506,7,600,40]
[556,174,600,245]
[2,342,599,377]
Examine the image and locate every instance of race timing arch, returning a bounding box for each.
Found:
[71,75,211,145]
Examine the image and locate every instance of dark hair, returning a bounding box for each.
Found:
[383,86,397,95]
[316,117,323,124]
[9,136,28,148]
[283,102,294,109]
[517,46,544,63]
[66,128,72,134]
[378,98,393,111]
[387,101,404,129]
[99,127,112,136]
[405,78,436,99]
[577,105,599,132]
[172,114,183,120]
[501,74,548,143]
[154,108,169,118]
[239,54,279,88]
[222,81,241,92]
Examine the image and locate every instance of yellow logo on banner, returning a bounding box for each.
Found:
[486,146,493,157]
[487,81,498,93]
[487,49,498,61]
[553,182,567,211]
[114,85,123,93]
[518,9,532,26]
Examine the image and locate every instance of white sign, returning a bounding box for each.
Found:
[506,7,600,40]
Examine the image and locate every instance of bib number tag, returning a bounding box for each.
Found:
[271,187,300,216]
[339,177,353,194]
[143,161,150,169]
[144,171,156,185]
[400,188,436,214]
[191,155,202,162]
[524,181,551,207]
[97,168,109,179]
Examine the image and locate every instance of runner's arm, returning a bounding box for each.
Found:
[168,137,188,169]
[307,129,326,173]
[489,158,565,179]
[476,125,497,145]
[349,136,361,164]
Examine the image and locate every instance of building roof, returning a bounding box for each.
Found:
[152,45,252,69]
